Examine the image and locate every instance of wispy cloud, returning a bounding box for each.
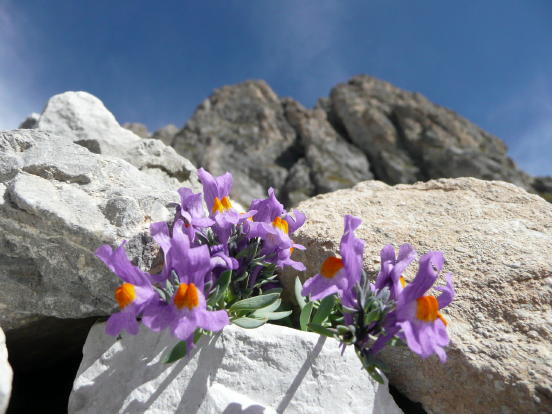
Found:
[0,1,42,130]
[488,73,552,177]
[249,1,352,104]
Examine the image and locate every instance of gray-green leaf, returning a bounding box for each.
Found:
[299,301,314,331]
[229,293,280,311]
[232,317,268,329]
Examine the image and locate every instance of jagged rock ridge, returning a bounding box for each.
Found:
[161,76,540,206]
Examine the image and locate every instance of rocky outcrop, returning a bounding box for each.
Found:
[34,91,198,191]
[282,99,373,200]
[172,80,298,204]
[122,122,150,138]
[69,323,403,414]
[168,76,538,206]
[282,177,552,414]
[152,124,179,146]
[0,327,12,414]
[18,113,40,129]
[329,76,533,189]
[533,176,552,202]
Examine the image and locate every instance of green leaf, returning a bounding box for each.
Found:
[193,329,203,344]
[308,323,336,337]
[311,295,336,325]
[251,299,281,317]
[294,277,307,310]
[229,293,280,311]
[299,301,314,331]
[232,317,268,329]
[165,341,187,363]
[364,309,380,325]
[264,310,293,320]
[208,270,232,306]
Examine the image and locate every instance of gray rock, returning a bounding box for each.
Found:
[282,177,552,414]
[122,122,150,138]
[172,80,298,205]
[0,327,12,414]
[281,158,315,206]
[533,176,552,199]
[0,129,187,332]
[152,124,179,146]
[69,323,403,414]
[283,99,373,194]
[329,75,534,190]
[36,91,198,191]
[18,113,40,129]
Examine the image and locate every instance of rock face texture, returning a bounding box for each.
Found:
[173,80,299,205]
[0,327,12,414]
[168,76,535,206]
[152,124,179,146]
[329,76,533,189]
[0,129,198,332]
[282,178,552,414]
[69,323,403,414]
[122,122,150,138]
[34,91,198,191]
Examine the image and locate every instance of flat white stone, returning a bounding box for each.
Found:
[69,323,403,414]
[0,327,12,414]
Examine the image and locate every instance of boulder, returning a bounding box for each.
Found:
[152,124,179,146]
[69,323,403,414]
[329,76,533,190]
[0,129,199,333]
[172,80,298,205]
[36,91,198,191]
[282,177,552,414]
[122,122,150,138]
[0,327,12,414]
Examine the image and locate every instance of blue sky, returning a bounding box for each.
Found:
[1,0,551,175]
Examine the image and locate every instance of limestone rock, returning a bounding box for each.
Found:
[283,99,373,194]
[0,327,12,414]
[0,129,191,332]
[329,75,534,190]
[152,124,179,146]
[122,122,150,138]
[36,91,198,191]
[69,323,403,414]
[283,178,552,414]
[172,80,298,205]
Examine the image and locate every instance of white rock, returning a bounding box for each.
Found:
[69,323,403,414]
[0,327,12,414]
[36,91,199,191]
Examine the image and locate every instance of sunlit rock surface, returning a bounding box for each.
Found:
[282,177,552,414]
[69,323,403,414]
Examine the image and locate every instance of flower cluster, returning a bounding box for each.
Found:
[98,170,455,378]
[298,215,455,382]
[97,168,305,358]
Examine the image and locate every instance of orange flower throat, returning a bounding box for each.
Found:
[212,196,232,213]
[320,256,344,278]
[416,296,447,326]
[115,283,136,309]
[272,216,289,234]
[174,283,200,310]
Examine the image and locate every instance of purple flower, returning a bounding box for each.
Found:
[377,251,455,362]
[373,244,417,301]
[249,187,284,223]
[197,168,255,244]
[143,221,229,340]
[175,188,214,242]
[96,242,156,336]
[302,215,364,303]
